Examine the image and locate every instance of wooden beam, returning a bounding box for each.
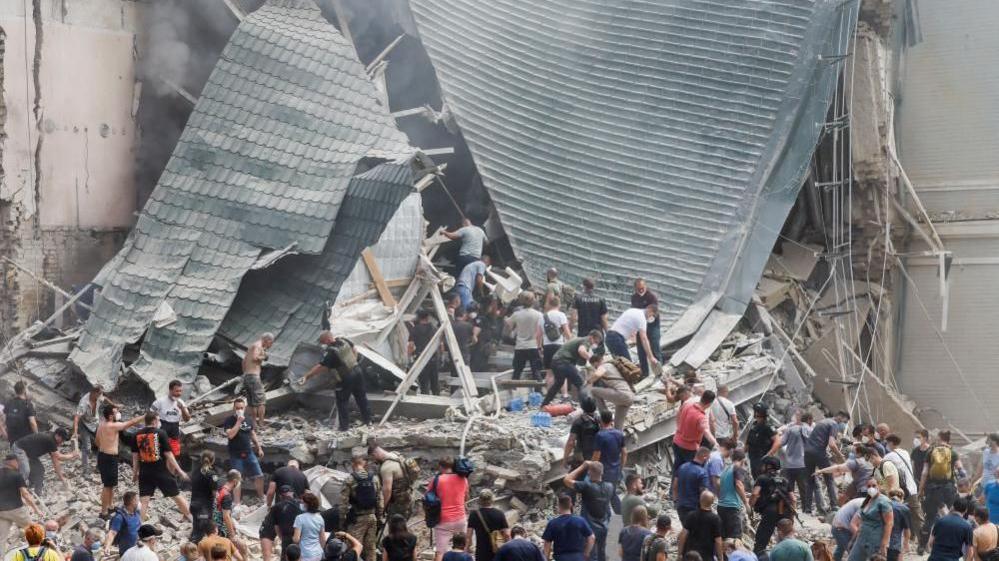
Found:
[361,249,397,307]
[430,288,479,410]
[379,324,446,425]
[374,275,430,346]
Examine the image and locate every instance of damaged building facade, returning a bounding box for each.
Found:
[1,0,998,515]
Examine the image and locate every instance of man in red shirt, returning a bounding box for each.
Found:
[673,391,718,476]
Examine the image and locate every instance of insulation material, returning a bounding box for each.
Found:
[409,0,858,365]
[70,0,414,393]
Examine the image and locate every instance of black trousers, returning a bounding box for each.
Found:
[753,510,791,557]
[511,348,542,380]
[541,361,583,406]
[417,360,439,395]
[921,481,957,546]
[336,367,372,431]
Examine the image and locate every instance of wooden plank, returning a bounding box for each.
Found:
[379,324,446,425]
[356,345,407,381]
[375,276,431,347]
[361,249,397,307]
[430,289,478,410]
[1,256,92,311]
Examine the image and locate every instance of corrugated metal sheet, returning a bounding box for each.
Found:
[70,0,414,392]
[895,1,999,432]
[409,0,858,356]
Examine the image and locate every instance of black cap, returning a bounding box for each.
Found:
[279,484,294,495]
[138,525,162,540]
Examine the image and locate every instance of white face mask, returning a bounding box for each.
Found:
[913,437,922,448]
[867,487,879,497]
[862,436,871,444]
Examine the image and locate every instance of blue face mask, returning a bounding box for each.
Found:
[91,542,102,553]
[838,422,848,434]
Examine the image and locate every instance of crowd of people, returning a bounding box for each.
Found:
[1,220,997,561]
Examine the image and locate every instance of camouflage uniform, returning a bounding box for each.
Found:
[341,469,383,561]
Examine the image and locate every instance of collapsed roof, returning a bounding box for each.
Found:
[408,0,858,366]
[70,0,418,393]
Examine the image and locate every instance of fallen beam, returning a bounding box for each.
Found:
[297,390,460,420]
[203,385,297,425]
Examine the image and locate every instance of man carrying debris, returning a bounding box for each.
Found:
[1,381,38,446]
[95,404,145,519]
[408,309,442,396]
[134,411,191,520]
[543,495,595,561]
[571,278,608,338]
[0,453,43,554]
[242,332,274,426]
[369,440,417,519]
[150,379,191,457]
[506,292,544,381]
[443,218,488,274]
[340,451,383,561]
[222,398,266,503]
[542,330,603,407]
[300,331,373,431]
[585,353,634,430]
[72,384,120,477]
[629,279,662,377]
[605,305,659,372]
[802,411,849,514]
[564,461,614,561]
[12,427,77,494]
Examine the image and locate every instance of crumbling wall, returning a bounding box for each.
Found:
[0,0,139,336]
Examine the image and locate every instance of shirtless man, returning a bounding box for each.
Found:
[242,333,274,425]
[95,404,145,519]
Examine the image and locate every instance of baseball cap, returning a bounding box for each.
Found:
[138,525,162,541]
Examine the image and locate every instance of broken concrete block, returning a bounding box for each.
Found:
[484,464,521,480]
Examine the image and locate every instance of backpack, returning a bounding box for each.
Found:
[474,509,507,553]
[575,414,601,458]
[640,535,666,561]
[610,357,644,388]
[385,454,420,504]
[454,457,475,477]
[543,312,561,342]
[928,446,955,481]
[4,399,32,439]
[349,472,379,512]
[18,547,48,561]
[423,475,442,528]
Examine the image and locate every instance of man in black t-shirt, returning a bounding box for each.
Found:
[299,331,372,431]
[564,397,601,468]
[470,298,502,372]
[266,460,308,507]
[571,279,608,337]
[222,398,266,502]
[745,404,779,478]
[750,457,794,557]
[408,310,441,395]
[260,484,303,561]
[0,453,43,553]
[466,489,511,561]
[677,491,723,561]
[1,381,37,444]
[12,428,77,493]
[565,461,614,561]
[134,411,191,519]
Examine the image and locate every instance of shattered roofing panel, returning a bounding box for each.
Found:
[220,162,416,361]
[70,0,413,392]
[410,0,857,348]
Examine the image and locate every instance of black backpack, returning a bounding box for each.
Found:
[423,475,442,528]
[349,472,378,511]
[543,312,561,342]
[5,399,32,438]
[577,414,601,457]
[454,457,475,477]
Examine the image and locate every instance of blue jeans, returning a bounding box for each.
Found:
[832,526,853,561]
[605,331,630,359]
[231,451,263,478]
[456,285,473,311]
[586,521,608,561]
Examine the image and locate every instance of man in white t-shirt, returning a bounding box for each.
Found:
[539,296,572,369]
[505,292,544,380]
[709,385,739,442]
[605,306,659,369]
[150,380,191,457]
